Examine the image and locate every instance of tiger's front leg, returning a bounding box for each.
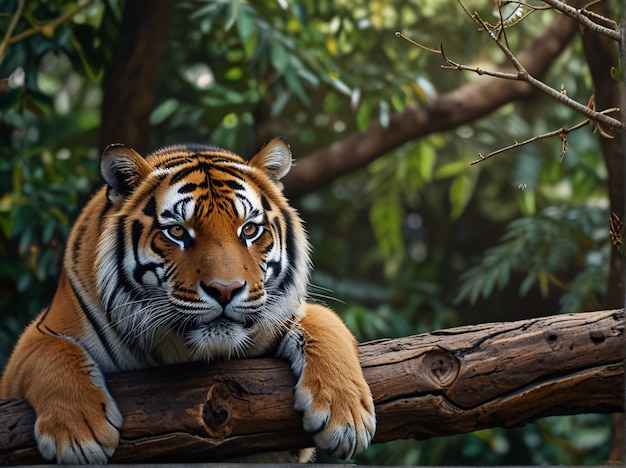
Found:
[276,303,376,459]
[0,319,122,464]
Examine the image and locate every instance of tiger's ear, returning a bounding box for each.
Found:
[248,138,292,186]
[101,144,152,203]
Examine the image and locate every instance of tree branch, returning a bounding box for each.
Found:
[470,107,620,165]
[540,0,621,41]
[0,0,24,67]
[401,28,623,134]
[471,10,624,131]
[283,9,581,197]
[2,0,95,50]
[1,309,623,464]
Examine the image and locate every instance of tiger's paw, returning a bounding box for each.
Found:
[294,371,376,460]
[34,396,122,464]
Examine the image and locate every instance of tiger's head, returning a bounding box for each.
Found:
[94,138,310,363]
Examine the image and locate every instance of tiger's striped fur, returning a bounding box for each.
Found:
[0,139,375,463]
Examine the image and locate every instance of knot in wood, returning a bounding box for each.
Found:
[589,329,606,344]
[544,330,561,351]
[202,382,232,439]
[421,347,460,387]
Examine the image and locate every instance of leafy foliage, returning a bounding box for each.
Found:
[0,0,113,365]
[456,205,609,310]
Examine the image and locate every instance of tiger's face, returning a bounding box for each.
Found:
[94,139,310,364]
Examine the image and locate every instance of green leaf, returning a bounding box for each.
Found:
[150,98,179,125]
[224,66,244,80]
[330,76,351,96]
[356,100,374,132]
[390,92,405,112]
[270,42,289,74]
[434,160,468,179]
[369,189,403,258]
[236,10,257,41]
[518,188,536,215]
[298,69,320,87]
[519,270,537,296]
[283,69,310,106]
[224,0,240,31]
[242,33,258,59]
[449,171,477,219]
[189,3,220,21]
[417,143,435,181]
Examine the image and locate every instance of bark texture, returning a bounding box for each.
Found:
[1,309,623,464]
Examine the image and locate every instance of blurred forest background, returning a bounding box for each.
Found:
[0,0,623,465]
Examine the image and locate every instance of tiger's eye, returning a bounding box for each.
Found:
[167,225,187,240]
[242,223,258,237]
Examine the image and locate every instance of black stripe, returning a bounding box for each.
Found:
[267,260,282,279]
[131,219,164,283]
[212,164,247,181]
[278,209,297,292]
[178,182,197,194]
[224,179,244,191]
[71,224,87,267]
[115,219,127,290]
[67,276,124,371]
[35,306,53,336]
[169,161,213,185]
[261,195,272,212]
[143,196,156,217]
[172,196,193,220]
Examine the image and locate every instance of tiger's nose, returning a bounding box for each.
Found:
[201,280,246,307]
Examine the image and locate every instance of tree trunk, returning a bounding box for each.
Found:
[1,309,623,464]
[579,1,625,461]
[99,0,175,154]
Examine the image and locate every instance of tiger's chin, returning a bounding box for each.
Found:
[184,318,257,362]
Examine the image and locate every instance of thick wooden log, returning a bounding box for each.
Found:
[1,309,623,464]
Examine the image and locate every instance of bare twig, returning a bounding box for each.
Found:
[438,43,524,80]
[0,0,25,67]
[471,11,624,131]
[397,29,624,132]
[465,0,619,40]
[541,0,621,41]
[469,107,620,165]
[393,32,439,53]
[5,0,95,46]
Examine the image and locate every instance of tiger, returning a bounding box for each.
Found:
[0,138,376,464]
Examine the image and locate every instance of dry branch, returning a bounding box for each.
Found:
[1,309,623,464]
[283,9,580,197]
[469,107,619,165]
[540,0,621,41]
[398,7,624,135]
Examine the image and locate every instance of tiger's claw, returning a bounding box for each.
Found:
[34,393,122,464]
[294,373,376,459]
